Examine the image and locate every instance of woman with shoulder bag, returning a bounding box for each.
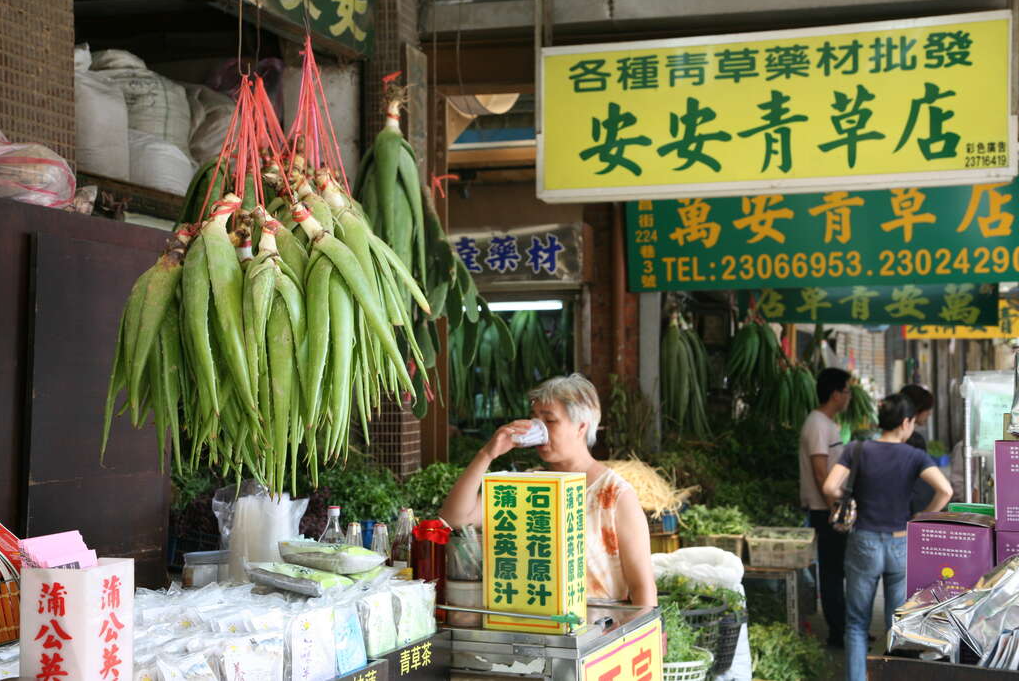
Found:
[822,393,952,681]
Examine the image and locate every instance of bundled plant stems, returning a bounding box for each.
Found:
[603,458,698,519]
[661,313,711,438]
[103,38,432,496]
[728,308,816,429]
[354,76,511,418]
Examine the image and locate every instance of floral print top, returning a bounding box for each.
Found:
[586,468,636,602]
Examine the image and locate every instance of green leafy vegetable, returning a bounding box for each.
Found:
[678,504,752,542]
[661,603,711,665]
[403,463,466,519]
[749,622,827,681]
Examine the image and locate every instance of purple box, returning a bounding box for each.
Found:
[996,441,1019,530]
[907,512,995,598]
[996,530,1019,565]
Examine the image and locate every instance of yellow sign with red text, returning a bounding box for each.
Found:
[582,618,664,681]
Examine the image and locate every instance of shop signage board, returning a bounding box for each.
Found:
[539,11,1015,203]
[19,558,133,681]
[372,631,450,681]
[482,472,586,634]
[237,0,374,57]
[905,297,1019,339]
[580,617,663,681]
[737,284,998,326]
[454,223,583,289]
[626,177,1019,292]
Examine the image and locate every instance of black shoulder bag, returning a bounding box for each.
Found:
[830,441,862,533]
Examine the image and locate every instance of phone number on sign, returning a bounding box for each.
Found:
[657,246,1019,284]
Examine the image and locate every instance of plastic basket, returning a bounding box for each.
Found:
[690,533,745,558]
[663,648,714,681]
[680,600,726,657]
[712,609,748,674]
[746,527,816,569]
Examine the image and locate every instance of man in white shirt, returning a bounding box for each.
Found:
[799,367,851,647]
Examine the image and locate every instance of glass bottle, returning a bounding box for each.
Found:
[390,508,416,578]
[319,506,344,544]
[345,522,362,548]
[371,523,391,560]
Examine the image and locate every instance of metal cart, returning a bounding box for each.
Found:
[444,604,662,680]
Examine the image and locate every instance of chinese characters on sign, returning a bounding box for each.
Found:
[906,297,1019,339]
[262,0,374,55]
[453,225,583,287]
[581,618,664,681]
[483,472,586,634]
[738,284,998,325]
[627,177,1019,291]
[541,12,1014,202]
[21,559,134,681]
[397,640,433,676]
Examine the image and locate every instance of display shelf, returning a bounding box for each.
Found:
[76,172,185,223]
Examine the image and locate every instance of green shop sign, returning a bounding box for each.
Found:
[233,0,374,58]
[737,284,998,326]
[626,177,1019,291]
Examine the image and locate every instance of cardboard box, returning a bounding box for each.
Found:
[20,558,133,681]
[907,513,995,597]
[996,530,1019,565]
[482,471,586,634]
[996,441,1019,529]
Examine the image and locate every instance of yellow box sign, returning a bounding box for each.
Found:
[482,472,586,634]
[581,618,663,681]
[539,11,1015,203]
[906,297,1019,339]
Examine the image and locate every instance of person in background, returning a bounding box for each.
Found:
[799,367,852,648]
[439,373,658,607]
[901,384,937,516]
[823,394,953,681]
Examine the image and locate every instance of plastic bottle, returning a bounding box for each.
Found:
[390,508,416,579]
[345,522,363,548]
[371,522,391,560]
[319,506,344,544]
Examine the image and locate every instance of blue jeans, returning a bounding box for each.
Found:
[844,530,907,681]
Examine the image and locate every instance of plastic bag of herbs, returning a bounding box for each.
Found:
[749,622,827,681]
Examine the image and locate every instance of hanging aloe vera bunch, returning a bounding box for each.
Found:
[355,75,511,419]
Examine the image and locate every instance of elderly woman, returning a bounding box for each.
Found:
[439,373,658,607]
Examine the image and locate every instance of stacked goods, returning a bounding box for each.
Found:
[355,77,510,418]
[102,38,432,496]
[661,314,710,438]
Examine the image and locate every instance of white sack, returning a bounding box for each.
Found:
[128,130,194,196]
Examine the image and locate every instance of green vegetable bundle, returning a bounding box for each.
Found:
[102,63,431,496]
[756,364,817,429]
[661,603,712,665]
[354,85,512,418]
[727,319,781,396]
[678,504,752,542]
[403,462,466,519]
[840,381,876,431]
[661,314,711,439]
[749,622,827,681]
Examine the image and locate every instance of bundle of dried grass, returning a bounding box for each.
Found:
[604,457,699,519]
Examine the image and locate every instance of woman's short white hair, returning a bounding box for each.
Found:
[528,373,601,448]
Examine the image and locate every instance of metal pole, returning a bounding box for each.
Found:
[964,381,973,503]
